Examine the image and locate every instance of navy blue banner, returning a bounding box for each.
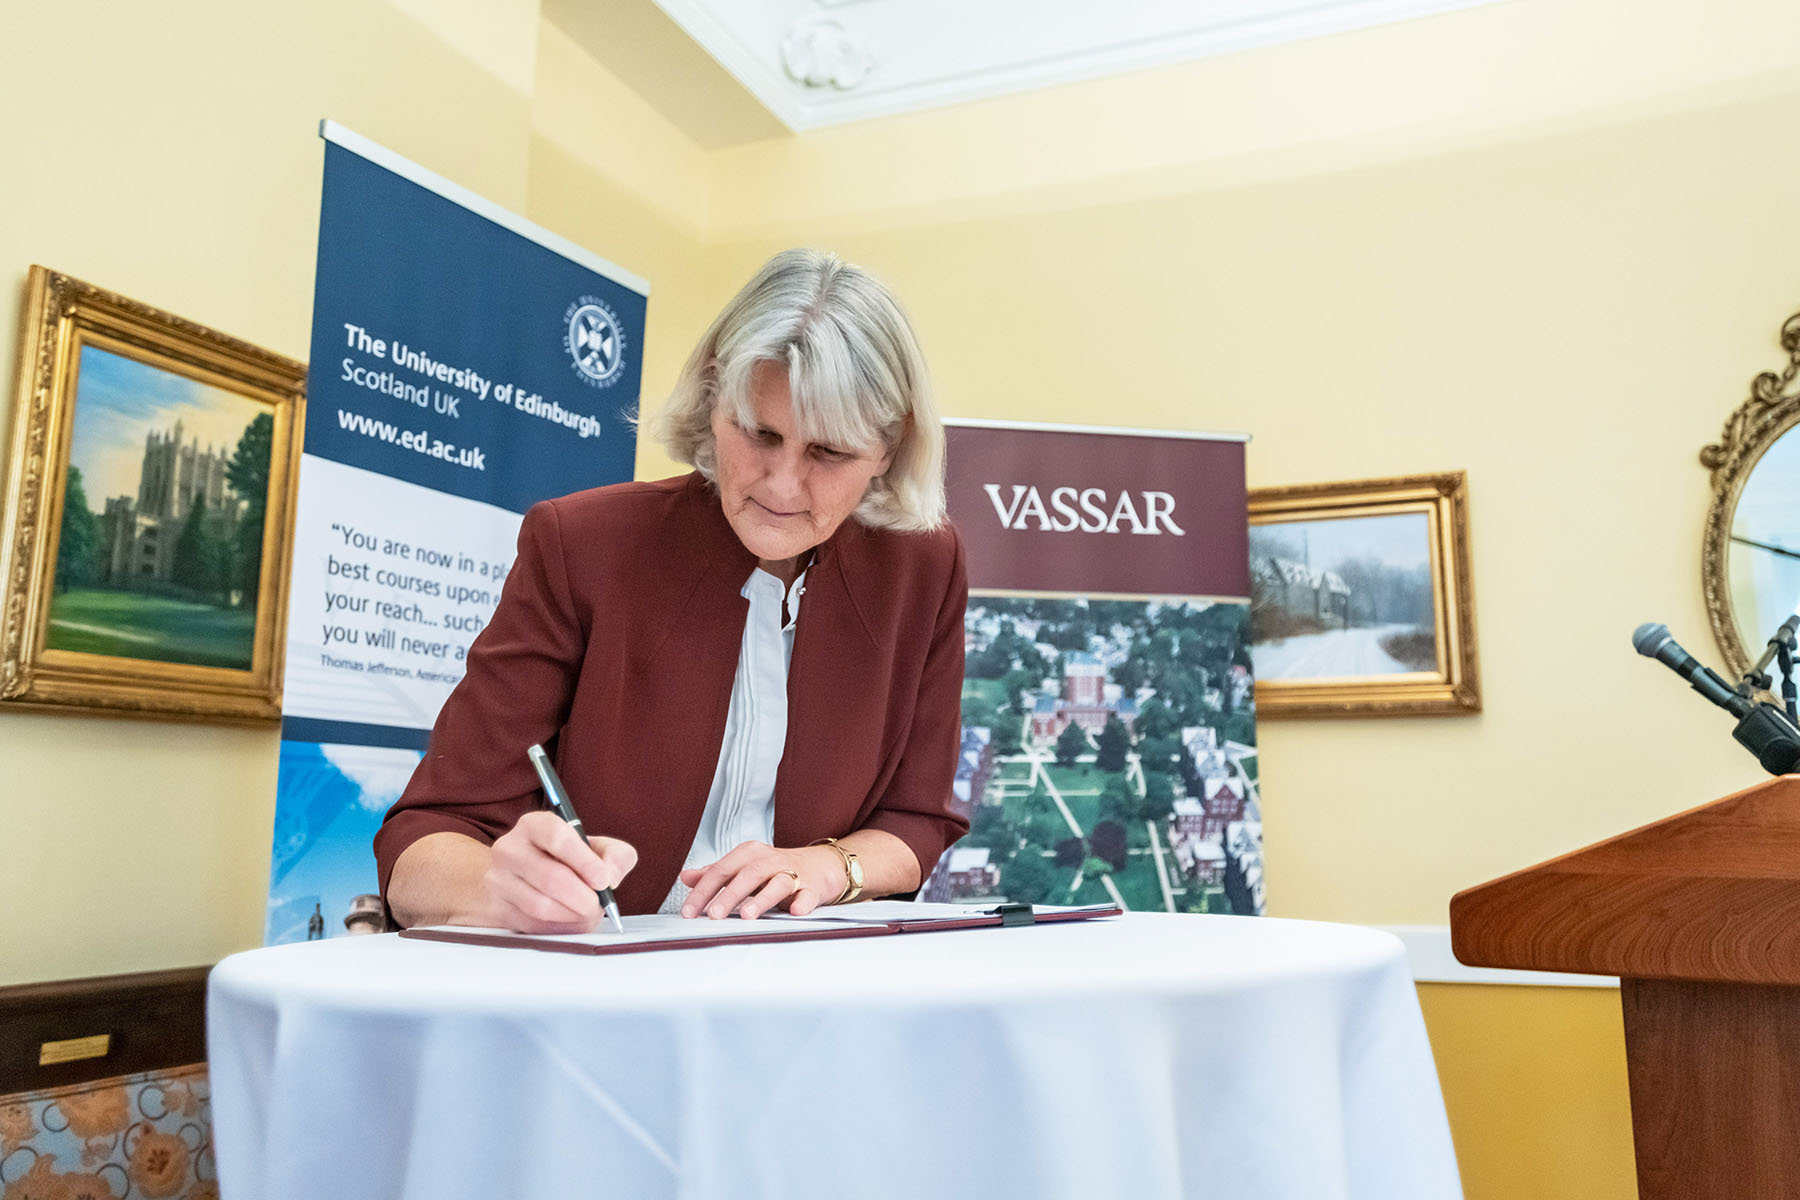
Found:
[267,125,644,945]
[306,143,641,513]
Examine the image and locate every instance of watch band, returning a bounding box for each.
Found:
[810,837,864,904]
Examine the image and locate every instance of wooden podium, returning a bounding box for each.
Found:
[1450,776,1800,1200]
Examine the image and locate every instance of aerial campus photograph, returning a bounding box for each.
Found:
[925,595,1264,916]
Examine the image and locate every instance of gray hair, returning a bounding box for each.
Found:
[650,248,946,531]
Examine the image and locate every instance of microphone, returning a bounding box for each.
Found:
[1632,623,1753,717]
[1634,622,1800,774]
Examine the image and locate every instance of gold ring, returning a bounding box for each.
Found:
[779,869,800,883]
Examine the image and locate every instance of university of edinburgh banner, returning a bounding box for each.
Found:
[265,124,645,943]
[927,420,1261,914]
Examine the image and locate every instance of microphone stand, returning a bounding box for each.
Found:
[1780,640,1798,725]
[1735,619,1800,775]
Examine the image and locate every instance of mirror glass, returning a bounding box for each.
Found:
[1729,421,1800,656]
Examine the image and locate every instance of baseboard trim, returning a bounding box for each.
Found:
[0,966,211,1094]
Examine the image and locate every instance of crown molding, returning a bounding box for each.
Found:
[650,0,1509,132]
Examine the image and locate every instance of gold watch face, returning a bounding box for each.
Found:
[847,855,864,886]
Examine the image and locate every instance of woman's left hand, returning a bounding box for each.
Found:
[679,842,841,920]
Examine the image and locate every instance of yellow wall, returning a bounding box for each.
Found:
[683,17,1800,1192]
[1421,984,1637,1200]
[9,2,1799,1195]
[699,33,1800,925]
[681,27,1800,1192]
[0,0,709,982]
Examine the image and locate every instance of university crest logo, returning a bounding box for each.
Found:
[563,296,626,388]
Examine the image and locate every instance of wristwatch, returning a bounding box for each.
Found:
[812,837,864,904]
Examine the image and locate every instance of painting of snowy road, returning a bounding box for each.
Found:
[1248,513,1437,682]
[1246,473,1479,716]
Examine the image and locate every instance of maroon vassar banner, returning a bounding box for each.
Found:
[932,419,1261,917]
[946,420,1249,599]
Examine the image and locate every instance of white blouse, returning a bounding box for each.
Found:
[658,565,806,915]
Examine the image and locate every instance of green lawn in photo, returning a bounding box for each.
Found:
[1110,862,1168,911]
[1000,788,1073,843]
[1061,790,1102,832]
[1051,855,1165,911]
[1042,762,1096,792]
[1043,764,1103,825]
[1068,873,1112,906]
[961,677,1007,706]
[46,587,254,669]
[992,759,1035,786]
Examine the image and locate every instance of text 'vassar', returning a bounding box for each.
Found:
[983,485,1185,535]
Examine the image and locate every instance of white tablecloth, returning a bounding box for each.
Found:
[207,913,1461,1200]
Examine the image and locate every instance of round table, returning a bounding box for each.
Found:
[207,912,1461,1200]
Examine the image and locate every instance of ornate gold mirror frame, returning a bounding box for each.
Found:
[1702,309,1800,677]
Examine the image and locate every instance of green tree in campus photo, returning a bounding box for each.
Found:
[1088,599,1145,635]
[1134,697,1179,742]
[1099,775,1137,826]
[969,801,1018,851]
[967,619,1056,679]
[1138,732,1181,775]
[1089,821,1128,871]
[963,692,1025,756]
[1223,848,1258,916]
[1000,851,1054,905]
[1094,714,1131,772]
[1054,721,1087,766]
[228,413,273,610]
[1157,671,1214,727]
[990,713,1023,756]
[172,496,232,604]
[1000,666,1043,713]
[56,467,101,591]
[1140,769,1179,824]
[1022,783,1067,843]
[962,693,1002,736]
[1112,655,1149,694]
[226,415,271,611]
[1222,710,1256,749]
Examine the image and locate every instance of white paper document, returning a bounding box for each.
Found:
[765,901,1118,925]
[414,914,855,946]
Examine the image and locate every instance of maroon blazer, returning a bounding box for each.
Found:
[374,472,970,918]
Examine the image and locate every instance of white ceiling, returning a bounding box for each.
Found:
[645,0,1509,132]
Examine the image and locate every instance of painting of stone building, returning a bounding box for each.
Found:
[99,421,244,588]
[1253,556,1350,630]
[46,344,273,669]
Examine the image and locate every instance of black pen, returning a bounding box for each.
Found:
[526,743,625,934]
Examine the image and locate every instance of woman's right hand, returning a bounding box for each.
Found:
[484,811,638,933]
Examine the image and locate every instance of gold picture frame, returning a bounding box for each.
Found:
[1248,471,1479,717]
[0,267,304,721]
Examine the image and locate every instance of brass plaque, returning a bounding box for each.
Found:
[38,1034,111,1066]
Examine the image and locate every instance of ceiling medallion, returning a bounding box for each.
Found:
[779,15,875,90]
